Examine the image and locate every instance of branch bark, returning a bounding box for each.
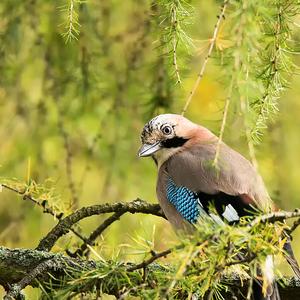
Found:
[249,209,300,227]
[0,246,96,291]
[36,199,164,252]
[1,246,300,300]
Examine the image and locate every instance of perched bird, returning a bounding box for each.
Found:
[138,113,299,300]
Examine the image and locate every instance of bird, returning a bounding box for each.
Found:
[138,113,300,300]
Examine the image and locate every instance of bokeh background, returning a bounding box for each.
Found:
[1,0,300,298]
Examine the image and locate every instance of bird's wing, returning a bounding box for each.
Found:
[158,140,299,292]
[163,141,272,212]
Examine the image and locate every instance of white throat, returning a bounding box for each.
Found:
[153,147,180,169]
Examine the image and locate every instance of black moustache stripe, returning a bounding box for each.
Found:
[161,137,189,148]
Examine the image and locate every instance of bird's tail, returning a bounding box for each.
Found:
[283,236,300,279]
[252,279,280,300]
[251,235,299,300]
[252,256,281,300]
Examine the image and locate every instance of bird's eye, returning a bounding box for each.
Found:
[161,125,172,135]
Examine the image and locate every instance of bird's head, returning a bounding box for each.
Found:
[138,114,214,165]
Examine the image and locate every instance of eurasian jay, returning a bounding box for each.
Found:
[138,113,300,300]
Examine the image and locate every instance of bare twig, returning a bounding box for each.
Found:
[181,0,228,115]
[287,217,300,235]
[171,5,181,84]
[240,55,258,170]
[36,199,165,252]
[70,211,126,257]
[250,209,300,227]
[213,77,233,166]
[127,248,173,272]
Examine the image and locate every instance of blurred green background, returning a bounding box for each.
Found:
[1,0,300,298]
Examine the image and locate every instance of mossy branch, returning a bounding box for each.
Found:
[1,246,300,300]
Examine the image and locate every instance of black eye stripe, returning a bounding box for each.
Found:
[161,137,189,148]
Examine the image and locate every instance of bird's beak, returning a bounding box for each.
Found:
[138,142,161,157]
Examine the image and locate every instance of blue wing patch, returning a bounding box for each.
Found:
[166,178,241,225]
[166,178,202,224]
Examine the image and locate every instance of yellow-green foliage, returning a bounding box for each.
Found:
[42,217,288,299]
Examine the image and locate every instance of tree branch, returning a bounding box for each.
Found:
[70,211,126,257]
[287,216,300,235]
[1,246,300,300]
[0,246,96,291]
[249,209,300,227]
[127,248,173,272]
[36,199,165,252]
